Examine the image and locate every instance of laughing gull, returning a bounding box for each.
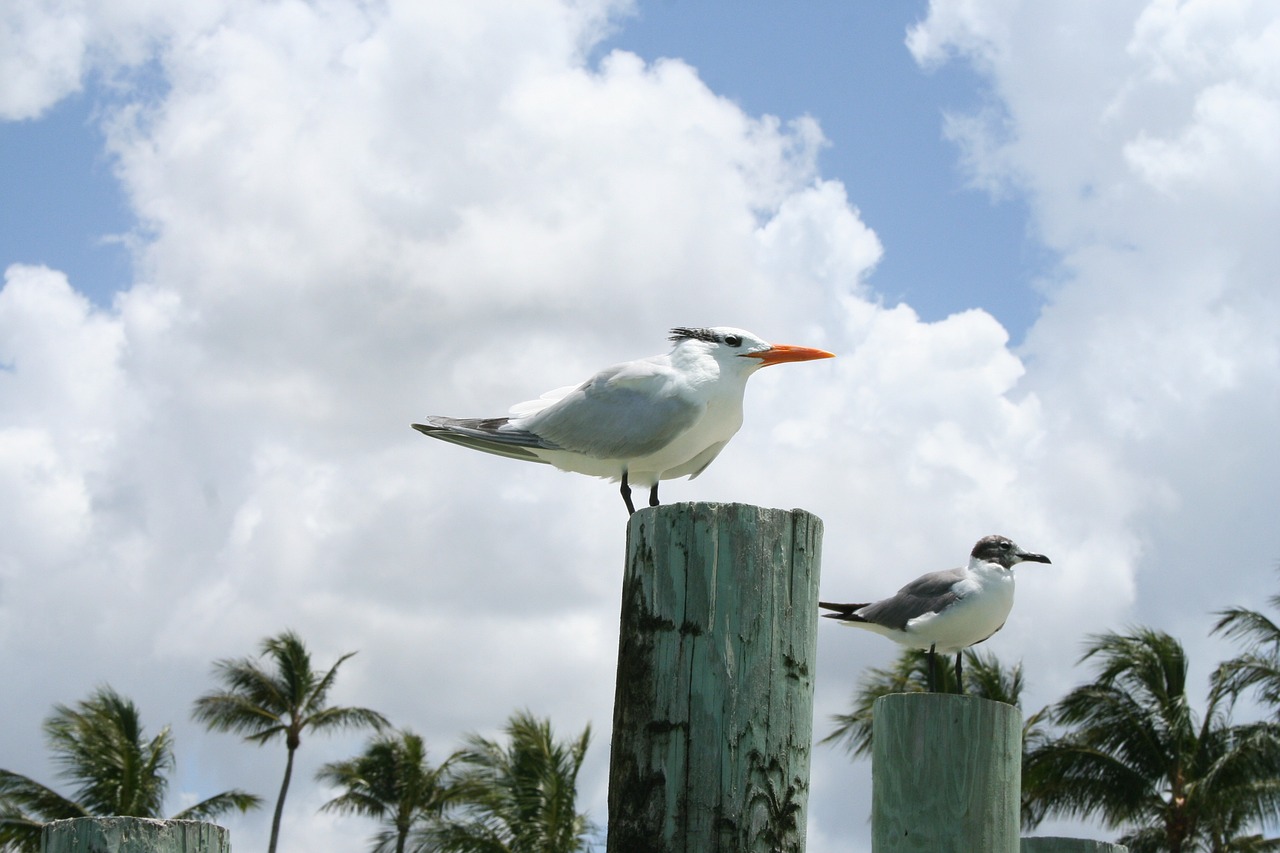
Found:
[413,327,834,514]
[819,535,1051,692]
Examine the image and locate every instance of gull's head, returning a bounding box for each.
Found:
[668,326,835,372]
[971,535,1052,570]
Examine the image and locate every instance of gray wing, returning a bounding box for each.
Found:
[851,568,968,631]
[520,359,701,459]
[412,417,558,464]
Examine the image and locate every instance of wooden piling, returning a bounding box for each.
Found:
[607,502,823,853]
[1021,839,1128,852]
[872,693,1021,853]
[42,818,229,852]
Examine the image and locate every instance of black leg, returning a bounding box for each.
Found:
[927,643,937,693]
[955,651,964,694]
[621,471,636,515]
[649,483,660,507]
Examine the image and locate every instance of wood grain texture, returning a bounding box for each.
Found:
[872,693,1021,853]
[1021,838,1128,852]
[607,502,823,853]
[42,818,229,853]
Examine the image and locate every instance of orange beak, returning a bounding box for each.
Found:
[743,344,836,367]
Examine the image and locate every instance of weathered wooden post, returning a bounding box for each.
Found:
[42,817,229,852]
[1021,839,1128,852]
[607,502,823,853]
[872,693,1021,852]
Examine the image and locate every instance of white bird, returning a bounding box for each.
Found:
[819,535,1051,692]
[413,326,834,514]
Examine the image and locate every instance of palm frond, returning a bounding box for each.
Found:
[303,650,359,715]
[821,648,934,758]
[441,711,593,853]
[192,687,287,739]
[1214,607,1280,650]
[305,706,389,737]
[1,687,263,851]
[0,770,88,822]
[316,729,461,853]
[1026,628,1280,851]
[172,790,263,821]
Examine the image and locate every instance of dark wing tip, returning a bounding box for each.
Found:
[818,601,870,619]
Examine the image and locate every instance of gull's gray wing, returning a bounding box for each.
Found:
[412,417,558,464]
[520,359,701,459]
[847,568,969,631]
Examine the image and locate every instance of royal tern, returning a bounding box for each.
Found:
[413,326,834,513]
[819,535,1051,692]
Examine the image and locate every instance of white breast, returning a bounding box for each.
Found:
[905,569,1015,653]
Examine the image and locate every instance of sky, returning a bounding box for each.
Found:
[1,0,1278,851]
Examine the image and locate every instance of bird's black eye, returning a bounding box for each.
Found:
[999,540,1012,550]
[723,335,742,347]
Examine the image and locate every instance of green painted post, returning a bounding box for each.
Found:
[607,502,823,853]
[872,693,1021,853]
[42,818,229,852]
[1021,839,1128,852]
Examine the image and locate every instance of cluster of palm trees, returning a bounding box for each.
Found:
[12,590,1280,852]
[317,713,592,853]
[0,630,593,853]
[826,585,1280,851]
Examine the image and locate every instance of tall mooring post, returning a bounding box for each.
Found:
[607,502,823,853]
[872,693,1022,853]
[42,818,229,853]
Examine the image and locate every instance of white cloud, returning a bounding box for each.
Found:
[909,0,1280,730]
[0,3,89,120]
[0,0,225,120]
[2,1,1279,852]
[0,265,137,622]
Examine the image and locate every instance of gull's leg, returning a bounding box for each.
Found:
[621,471,636,515]
[955,651,964,694]
[927,643,937,693]
[649,483,660,507]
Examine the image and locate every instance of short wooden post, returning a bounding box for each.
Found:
[872,693,1021,853]
[42,817,229,852]
[1021,839,1128,852]
[607,502,823,853]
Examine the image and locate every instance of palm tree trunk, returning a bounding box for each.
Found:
[268,744,296,853]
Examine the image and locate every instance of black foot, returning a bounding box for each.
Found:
[955,651,964,694]
[621,472,636,515]
[927,644,937,693]
[649,483,660,507]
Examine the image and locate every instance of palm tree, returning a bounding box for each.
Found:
[1213,581,1280,710]
[191,630,388,853]
[1023,628,1280,852]
[0,686,260,852]
[426,710,593,853]
[318,729,459,853]
[823,646,1048,755]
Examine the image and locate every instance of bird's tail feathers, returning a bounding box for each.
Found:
[411,417,558,463]
[818,601,871,622]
